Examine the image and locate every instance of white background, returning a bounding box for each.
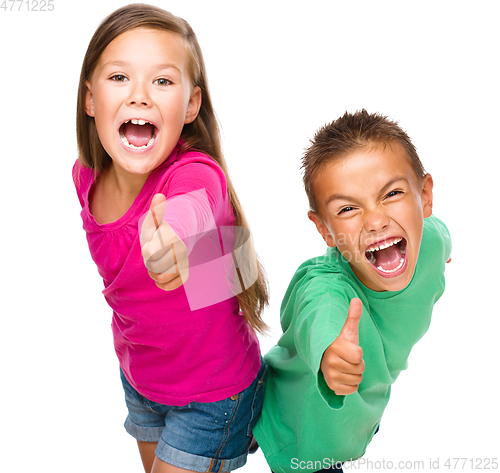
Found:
[1,1,499,471]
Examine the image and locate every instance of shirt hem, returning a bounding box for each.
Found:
[121,359,261,406]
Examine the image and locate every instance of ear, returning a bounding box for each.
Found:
[308,211,336,247]
[184,86,202,124]
[421,173,434,218]
[85,81,95,117]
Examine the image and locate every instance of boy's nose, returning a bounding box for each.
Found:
[363,209,390,234]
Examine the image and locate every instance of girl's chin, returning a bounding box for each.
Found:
[110,158,162,178]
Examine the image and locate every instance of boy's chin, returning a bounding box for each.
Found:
[351,262,415,292]
[372,266,415,292]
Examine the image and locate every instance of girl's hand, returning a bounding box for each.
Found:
[320,298,365,396]
[140,194,189,291]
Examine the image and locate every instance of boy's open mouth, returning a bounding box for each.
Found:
[365,237,407,275]
[119,119,157,150]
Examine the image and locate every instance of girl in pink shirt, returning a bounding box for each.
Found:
[73,5,268,473]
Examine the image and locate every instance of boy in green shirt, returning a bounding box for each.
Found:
[253,110,451,473]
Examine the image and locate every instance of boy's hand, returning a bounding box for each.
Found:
[140,193,189,291]
[320,298,364,396]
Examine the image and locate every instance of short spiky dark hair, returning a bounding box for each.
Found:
[302,109,426,214]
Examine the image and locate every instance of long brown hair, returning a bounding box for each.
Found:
[76,4,269,333]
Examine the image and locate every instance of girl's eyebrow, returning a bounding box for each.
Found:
[100,60,182,74]
[100,60,129,71]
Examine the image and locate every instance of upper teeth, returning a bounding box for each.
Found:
[124,119,150,125]
[366,237,402,253]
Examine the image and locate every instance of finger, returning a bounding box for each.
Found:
[148,264,188,289]
[155,275,184,291]
[142,221,180,263]
[339,298,362,345]
[332,356,365,375]
[142,232,171,263]
[335,372,363,387]
[322,365,363,395]
[332,384,361,396]
[145,237,186,272]
[148,268,179,285]
[145,247,176,273]
[324,368,364,391]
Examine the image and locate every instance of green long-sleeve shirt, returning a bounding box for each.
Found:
[254,216,451,473]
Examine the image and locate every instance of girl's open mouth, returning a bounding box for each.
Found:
[119,119,157,150]
[365,237,407,277]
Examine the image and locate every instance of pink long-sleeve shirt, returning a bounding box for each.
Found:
[73,144,261,406]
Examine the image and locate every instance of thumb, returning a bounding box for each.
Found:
[339,298,362,345]
[150,193,167,228]
[140,193,167,247]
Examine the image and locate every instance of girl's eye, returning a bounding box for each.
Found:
[110,75,127,82]
[154,78,172,86]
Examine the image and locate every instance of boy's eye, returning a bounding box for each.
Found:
[338,206,355,215]
[110,74,127,82]
[154,78,172,86]
[386,190,403,198]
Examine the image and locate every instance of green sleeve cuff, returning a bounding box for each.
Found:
[311,332,346,410]
[317,369,346,409]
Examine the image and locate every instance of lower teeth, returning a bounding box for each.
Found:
[120,133,155,149]
[377,258,405,274]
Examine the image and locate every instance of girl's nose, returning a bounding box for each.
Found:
[128,82,151,107]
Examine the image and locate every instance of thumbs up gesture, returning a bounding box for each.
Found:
[320,298,364,396]
[140,193,189,291]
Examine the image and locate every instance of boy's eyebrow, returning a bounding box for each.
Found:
[378,176,409,196]
[325,176,409,206]
[325,193,361,206]
[100,61,182,73]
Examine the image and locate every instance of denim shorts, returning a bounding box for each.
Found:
[120,361,266,472]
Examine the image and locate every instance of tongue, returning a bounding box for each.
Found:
[122,122,154,147]
[374,244,402,271]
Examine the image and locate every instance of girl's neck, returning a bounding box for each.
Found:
[89,163,151,225]
[107,162,150,200]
